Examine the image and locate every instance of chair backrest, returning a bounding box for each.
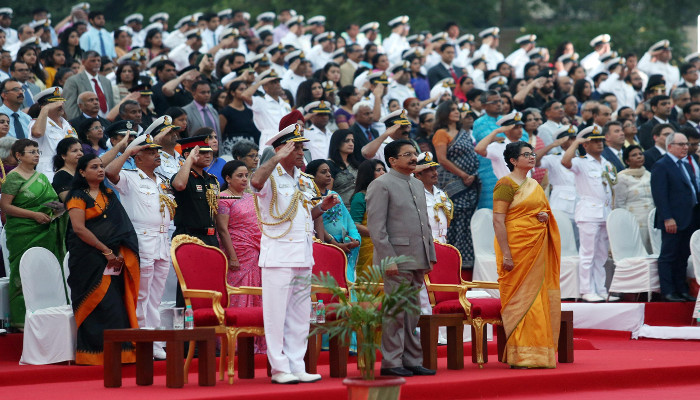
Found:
[171,235,228,310]
[426,242,463,304]
[648,208,662,255]
[470,208,495,256]
[552,209,578,257]
[19,247,67,312]
[690,230,700,286]
[312,241,349,304]
[62,252,71,303]
[607,209,649,261]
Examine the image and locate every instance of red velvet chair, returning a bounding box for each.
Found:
[425,241,502,368]
[309,240,351,377]
[171,234,264,384]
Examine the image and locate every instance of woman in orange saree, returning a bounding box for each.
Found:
[493,140,561,368]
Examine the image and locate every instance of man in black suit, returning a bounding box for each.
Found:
[682,101,700,133]
[669,87,690,126]
[638,95,678,150]
[677,63,698,88]
[601,121,626,171]
[427,43,464,88]
[350,102,378,161]
[643,123,674,171]
[68,91,111,129]
[650,132,699,302]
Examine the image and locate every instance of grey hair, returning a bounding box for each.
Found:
[0,136,18,160]
[231,139,259,160]
[671,87,689,101]
[665,131,684,149]
[352,101,373,114]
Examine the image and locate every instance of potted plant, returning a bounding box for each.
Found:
[306,255,420,400]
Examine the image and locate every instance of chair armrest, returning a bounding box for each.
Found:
[311,284,348,295]
[182,289,225,325]
[229,286,263,296]
[465,280,500,290]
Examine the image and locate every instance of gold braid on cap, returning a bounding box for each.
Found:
[206,181,220,220]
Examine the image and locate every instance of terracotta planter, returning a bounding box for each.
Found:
[343,376,406,400]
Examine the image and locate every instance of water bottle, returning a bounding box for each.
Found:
[310,302,318,323]
[184,305,194,329]
[316,300,326,324]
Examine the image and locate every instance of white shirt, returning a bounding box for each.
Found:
[304,124,333,161]
[155,150,183,180]
[485,138,519,179]
[110,168,172,260]
[385,81,416,108]
[163,30,186,49]
[505,48,529,79]
[1,27,18,45]
[536,120,560,147]
[540,153,577,217]
[168,43,194,71]
[281,70,306,100]
[251,93,292,149]
[382,33,409,65]
[473,43,504,70]
[29,117,77,182]
[598,72,637,109]
[280,32,311,53]
[569,154,615,223]
[254,165,317,268]
[580,51,601,73]
[424,186,451,243]
[637,52,680,91]
[308,45,332,72]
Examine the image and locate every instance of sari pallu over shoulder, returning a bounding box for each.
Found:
[493,177,561,368]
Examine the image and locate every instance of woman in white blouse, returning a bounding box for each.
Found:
[614,145,654,252]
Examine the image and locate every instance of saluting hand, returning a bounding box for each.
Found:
[187,145,200,162]
[276,141,296,159]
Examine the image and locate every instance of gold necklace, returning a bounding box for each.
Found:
[85,189,107,218]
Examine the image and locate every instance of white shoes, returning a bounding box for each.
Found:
[605,294,620,302]
[293,371,322,383]
[271,372,300,384]
[153,347,167,360]
[581,293,605,302]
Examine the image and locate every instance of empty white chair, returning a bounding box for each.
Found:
[647,208,661,256]
[470,208,499,297]
[607,209,660,300]
[690,231,700,286]
[552,210,580,299]
[62,252,71,301]
[19,247,76,365]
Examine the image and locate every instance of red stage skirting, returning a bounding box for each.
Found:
[2,327,700,399]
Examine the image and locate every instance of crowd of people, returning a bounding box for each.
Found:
[0,3,699,375]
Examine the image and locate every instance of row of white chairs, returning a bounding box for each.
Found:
[470,207,700,300]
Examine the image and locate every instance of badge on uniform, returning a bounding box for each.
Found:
[196,184,203,192]
[207,228,215,235]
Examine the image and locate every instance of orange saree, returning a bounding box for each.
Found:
[493,176,561,368]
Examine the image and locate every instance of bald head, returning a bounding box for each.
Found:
[77,91,100,116]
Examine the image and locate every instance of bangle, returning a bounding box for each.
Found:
[102,249,113,256]
[503,257,512,260]
[318,204,328,212]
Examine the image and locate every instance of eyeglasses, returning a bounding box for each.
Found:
[397,151,418,158]
[670,142,690,147]
[3,87,22,93]
[23,150,40,155]
[245,153,260,159]
[519,152,536,158]
[89,125,104,131]
[483,100,501,105]
[13,68,29,72]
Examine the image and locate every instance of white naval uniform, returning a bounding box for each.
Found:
[637,53,680,92]
[371,136,394,169]
[254,165,319,375]
[304,124,333,161]
[569,154,615,296]
[308,45,332,72]
[540,153,577,219]
[505,48,529,79]
[281,70,307,101]
[473,44,504,70]
[163,30,186,49]
[598,73,637,110]
[250,94,292,151]
[110,168,173,349]
[580,51,601,74]
[485,138,531,179]
[385,81,416,109]
[382,33,409,65]
[168,43,195,71]
[1,27,18,45]
[154,150,183,303]
[29,117,77,182]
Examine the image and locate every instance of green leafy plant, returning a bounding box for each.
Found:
[302,255,421,380]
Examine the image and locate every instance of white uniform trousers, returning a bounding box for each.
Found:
[137,256,170,351]
[577,221,609,295]
[262,267,312,375]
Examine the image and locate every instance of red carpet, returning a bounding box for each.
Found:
[2,329,700,399]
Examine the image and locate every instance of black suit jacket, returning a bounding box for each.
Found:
[601,146,626,172]
[651,154,699,231]
[643,147,663,171]
[68,114,110,133]
[427,63,464,88]
[351,122,378,161]
[638,118,679,150]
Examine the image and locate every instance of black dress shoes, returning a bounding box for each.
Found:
[664,294,685,302]
[380,367,413,377]
[404,365,436,375]
[680,293,697,302]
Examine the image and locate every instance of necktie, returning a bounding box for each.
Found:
[92,78,108,113]
[98,31,106,57]
[365,127,372,141]
[22,84,34,106]
[449,66,458,82]
[688,156,696,174]
[212,31,217,46]
[678,159,698,203]
[12,113,25,139]
[202,106,215,129]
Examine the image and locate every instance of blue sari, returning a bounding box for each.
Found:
[321,190,361,283]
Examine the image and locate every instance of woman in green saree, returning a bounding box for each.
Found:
[0,138,66,329]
